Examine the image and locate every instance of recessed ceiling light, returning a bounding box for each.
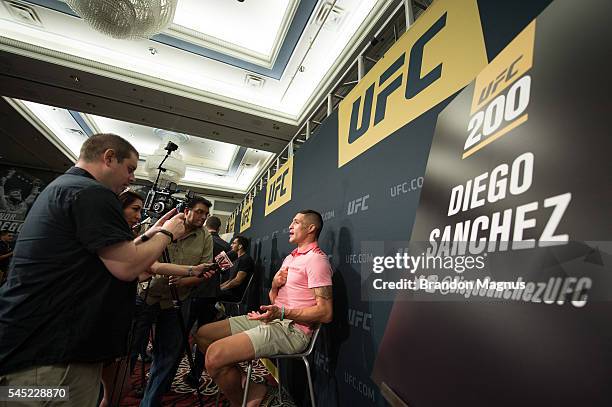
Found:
[244,74,265,88]
[316,2,346,29]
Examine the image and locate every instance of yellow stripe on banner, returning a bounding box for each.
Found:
[240,199,252,233]
[462,114,528,159]
[337,0,488,167]
[261,358,279,383]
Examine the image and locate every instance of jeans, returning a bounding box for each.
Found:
[185,297,217,381]
[139,299,191,407]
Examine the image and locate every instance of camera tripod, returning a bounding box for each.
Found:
[109,247,205,407]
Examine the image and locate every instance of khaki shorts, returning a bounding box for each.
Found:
[229,316,311,358]
[0,363,102,407]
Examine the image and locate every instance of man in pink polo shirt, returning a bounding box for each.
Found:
[196,209,333,406]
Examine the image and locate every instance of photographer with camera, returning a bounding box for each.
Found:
[0,134,211,407]
[137,196,215,407]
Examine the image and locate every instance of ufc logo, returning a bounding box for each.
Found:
[314,350,330,373]
[241,207,251,227]
[348,309,371,331]
[347,195,369,215]
[267,168,289,205]
[348,13,447,144]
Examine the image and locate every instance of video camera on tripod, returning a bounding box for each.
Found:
[142,141,194,220]
[144,180,195,218]
[119,140,209,407]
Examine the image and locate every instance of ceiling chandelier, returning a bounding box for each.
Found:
[64,0,178,40]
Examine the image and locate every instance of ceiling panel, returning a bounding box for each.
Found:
[0,0,394,118]
[8,97,275,194]
[173,0,293,59]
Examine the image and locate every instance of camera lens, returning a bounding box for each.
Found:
[152,202,165,213]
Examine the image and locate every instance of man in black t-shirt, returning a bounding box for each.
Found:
[220,235,254,302]
[206,215,231,259]
[0,134,213,407]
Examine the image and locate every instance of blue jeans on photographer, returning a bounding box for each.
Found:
[139,298,192,407]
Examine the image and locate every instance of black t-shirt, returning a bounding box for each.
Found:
[225,254,254,300]
[211,232,231,258]
[0,167,135,375]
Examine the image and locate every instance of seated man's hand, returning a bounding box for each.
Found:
[271,268,288,290]
[247,305,281,323]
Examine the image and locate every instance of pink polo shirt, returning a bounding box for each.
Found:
[274,242,333,335]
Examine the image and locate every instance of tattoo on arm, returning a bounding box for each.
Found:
[313,286,333,300]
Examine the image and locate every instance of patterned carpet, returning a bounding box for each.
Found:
[117,355,296,406]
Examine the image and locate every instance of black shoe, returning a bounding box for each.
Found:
[183,373,202,389]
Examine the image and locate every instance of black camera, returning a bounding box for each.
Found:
[142,141,197,219]
[143,181,195,219]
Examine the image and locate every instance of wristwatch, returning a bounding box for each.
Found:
[140,230,174,242]
[158,229,174,242]
[188,266,194,277]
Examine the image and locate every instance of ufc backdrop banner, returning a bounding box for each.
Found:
[337,0,488,168]
[226,211,236,234]
[235,1,609,406]
[265,157,294,216]
[239,198,253,233]
[372,2,612,406]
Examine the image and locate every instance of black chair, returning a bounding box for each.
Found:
[219,273,255,317]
